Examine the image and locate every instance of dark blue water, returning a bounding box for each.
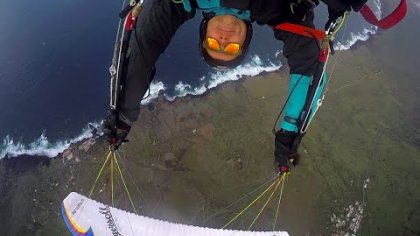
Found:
[0,0,375,158]
[0,0,120,143]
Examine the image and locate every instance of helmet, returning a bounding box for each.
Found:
[199,16,253,70]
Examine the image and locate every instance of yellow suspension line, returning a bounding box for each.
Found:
[272,173,288,231]
[222,176,281,229]
[89,150,112,198]
[329,11,349,40]
[247,174,285,230]
[114,151,138,214]
[111,152,115,207]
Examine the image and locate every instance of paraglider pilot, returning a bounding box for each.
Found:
[103,0,368,174]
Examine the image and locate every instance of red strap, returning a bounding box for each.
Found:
[360,0,407,29]
[125,12,135,31]
[274,23,325,41]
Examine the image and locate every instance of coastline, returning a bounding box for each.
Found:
[0,30,372,161]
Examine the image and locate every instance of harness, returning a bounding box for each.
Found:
[109,0,143,126]
[182,0,251,20]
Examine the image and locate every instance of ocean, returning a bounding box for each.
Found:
[0,0,381,158]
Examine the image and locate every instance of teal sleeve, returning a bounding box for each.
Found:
[280,74,311,132]
[279,73,328,132]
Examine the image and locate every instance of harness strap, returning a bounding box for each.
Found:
[110,3,142,110]
[359,0,407,29]
[274,23,325,40]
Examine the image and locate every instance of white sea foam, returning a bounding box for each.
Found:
[165,55,281,101]
[141,81,166,105]
[334,27,378,50]
[413,0,420,10]
[0,122,102,159]
[371,0,382,18]
[207,55,281,89]
[166,81,208,101]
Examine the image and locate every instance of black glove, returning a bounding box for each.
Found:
[274,129,300,174]
[290,0,319,22]
[102,111,131,150]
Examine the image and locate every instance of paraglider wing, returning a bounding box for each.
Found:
[61,192,289,236]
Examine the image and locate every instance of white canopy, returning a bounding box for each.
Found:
[61,192,289,236]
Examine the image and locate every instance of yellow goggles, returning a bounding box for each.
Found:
[203,37,242,56]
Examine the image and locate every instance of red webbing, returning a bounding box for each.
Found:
[360,0,407,29]
[274,23,325,40]
[125,12,135,31]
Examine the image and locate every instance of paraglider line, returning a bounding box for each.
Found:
[202,174,277,224]
[111,152,115,207]
[89,150,112,198]
[116,148,147,205]
[114,151,138,214]
[325,13,350,94]
[222,176,281,229]
[247,174,284,230]
[329,12,348,40]
[273,173,287,231]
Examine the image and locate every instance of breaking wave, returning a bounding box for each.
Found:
[0,122,102,159]
[166,55,281,100]
[334,27,378,50]
[141,81,166,105]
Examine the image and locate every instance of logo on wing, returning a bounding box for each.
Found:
[99,206,123,236]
